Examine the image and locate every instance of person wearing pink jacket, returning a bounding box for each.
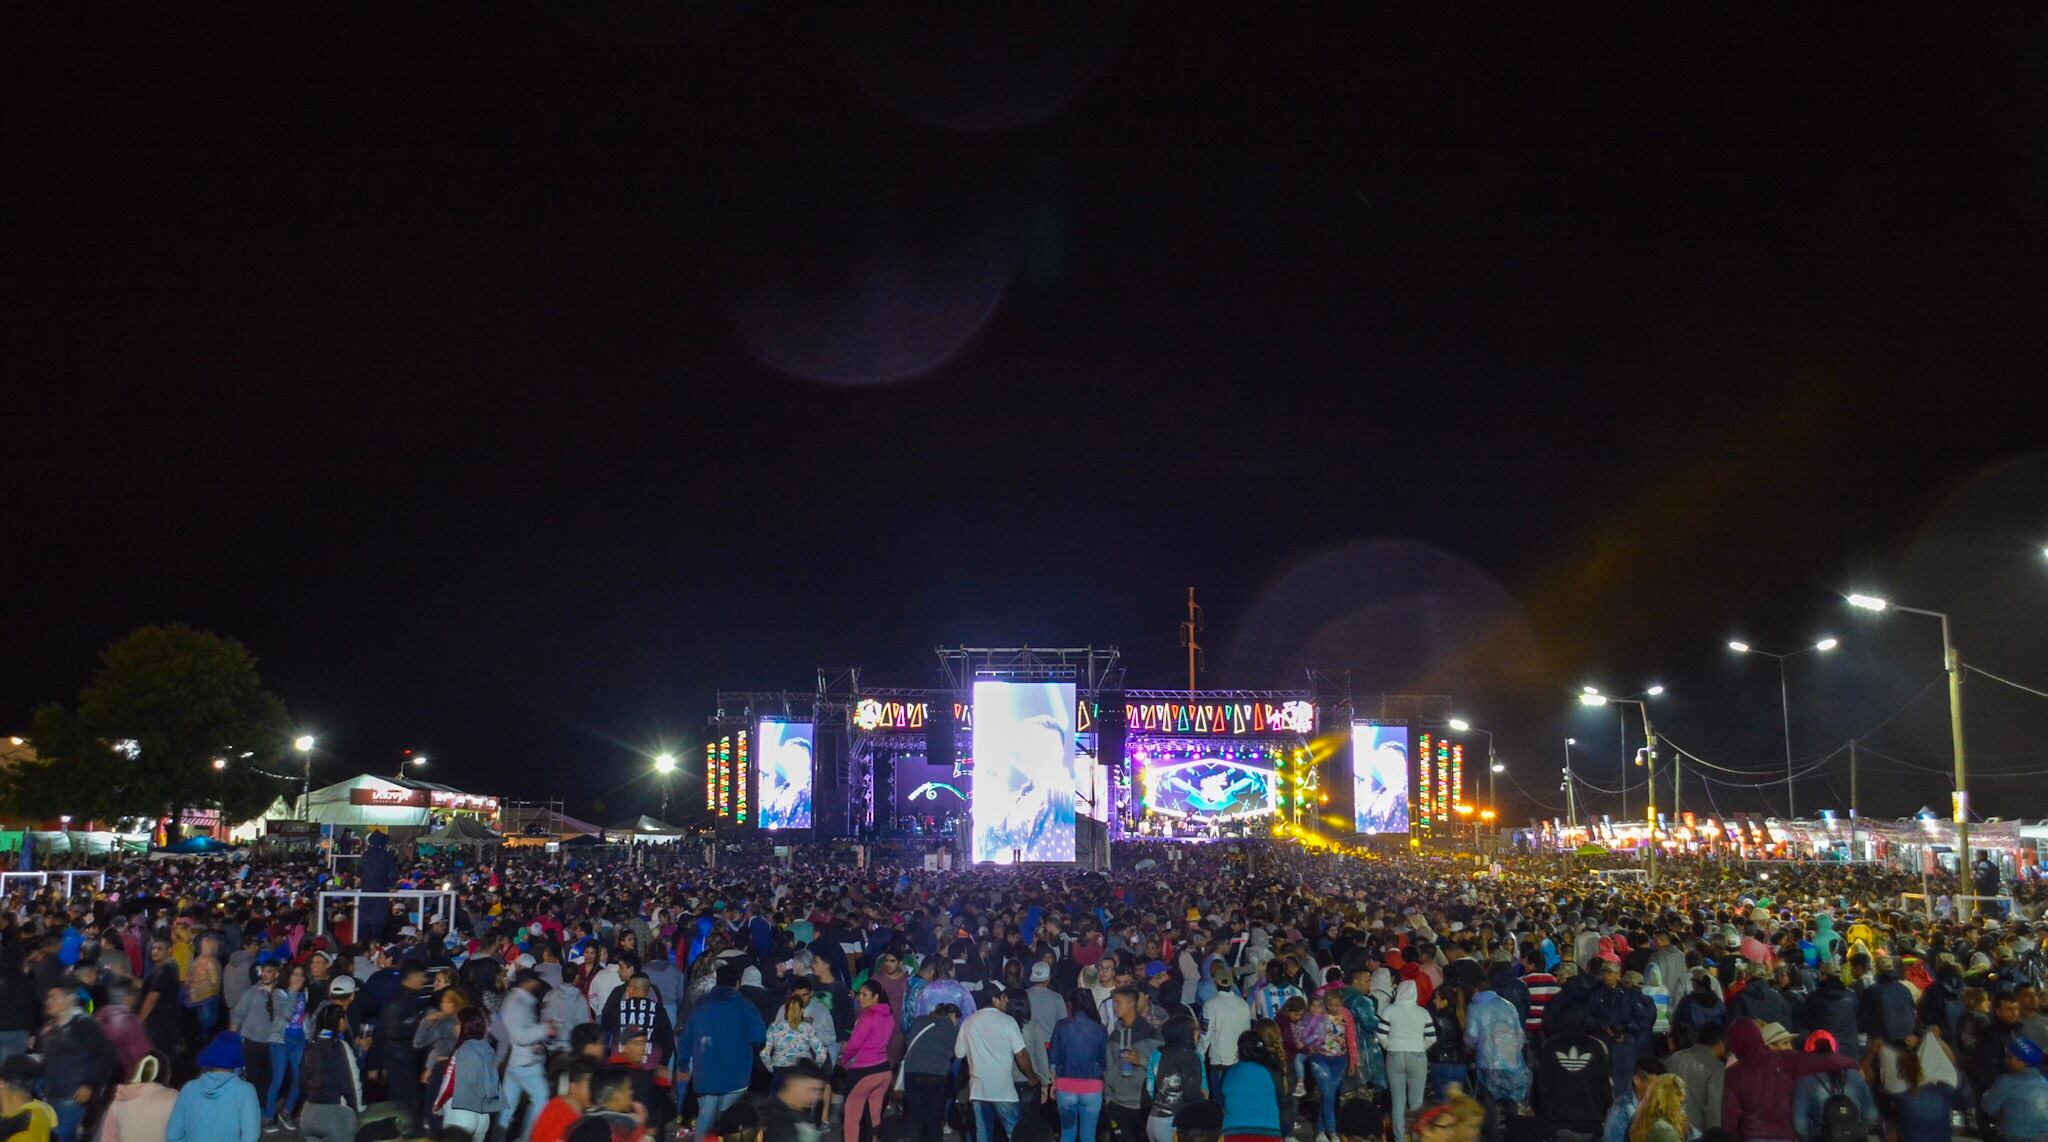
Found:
[840,981,897,1142]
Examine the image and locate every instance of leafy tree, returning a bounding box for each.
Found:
[7,625,296,830]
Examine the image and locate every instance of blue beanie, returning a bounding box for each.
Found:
[198,1031,244,1071]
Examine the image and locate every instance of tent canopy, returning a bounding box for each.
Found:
[607,815,684,835]
[161,835,235,855]
[419,816,503,847]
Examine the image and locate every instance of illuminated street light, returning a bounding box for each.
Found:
[1847,591,1972,916]
[1446,717,1503,815]
[1727,636,1840,817]
[1572,687,1666,884]
[653,751,678,818]
[212,758,227,770]
[1448,718,1470,732]
[1579,693,1609,706]
[293,735,315,821]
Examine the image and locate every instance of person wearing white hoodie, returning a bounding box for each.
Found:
[1375,980,1436,1142]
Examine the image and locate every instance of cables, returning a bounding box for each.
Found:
[1966,663,2048,701]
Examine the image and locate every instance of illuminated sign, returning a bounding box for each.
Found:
[350,788,428,808]
[1414,732,1463,833]
[853,699,928,732]
[1124,700,1315,736]
[707,732,751,823]
[430,791,498,812]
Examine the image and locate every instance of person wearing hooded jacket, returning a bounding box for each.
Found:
[1801,973,1861,1061]
[94,1055,176,1142]
[1376,980,1434,1141]
[1720,1018,1858,1142]
[676,963,769,1139]
[166,1034,260,1142]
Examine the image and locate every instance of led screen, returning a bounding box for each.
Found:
[757,720,814,830]
[1353,722,1410,834]
[1142,757,1277,821]
[971,680,1077,863]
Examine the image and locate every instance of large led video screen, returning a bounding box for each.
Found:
[757,720,814,830]
[1141,756,1277,822]
[1353,722,1410,834]
[971,680,1077,863]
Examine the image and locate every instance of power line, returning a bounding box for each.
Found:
[1965,663,2048,701]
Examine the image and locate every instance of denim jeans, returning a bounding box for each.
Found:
[1056,1089,1102,1142]
[693,1088,747,1138]
[1387,1051,1427,1142]
[974,1099,1022,1142]
[1429,1061,1470,1103]
[268,1032,307,1119]
[1311,1054,1349,1133]
[51,1099,86,1142]
[497,1061,550,1141]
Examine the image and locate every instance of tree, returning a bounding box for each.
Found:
[6,625,296,829]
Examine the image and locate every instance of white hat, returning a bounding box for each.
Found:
[399,925,420,937]
[1029,962,1052,982]
[515,953,536,970]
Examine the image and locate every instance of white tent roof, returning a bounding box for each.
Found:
[300,774,434,828]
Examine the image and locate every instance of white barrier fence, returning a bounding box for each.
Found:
[314,889,457,937]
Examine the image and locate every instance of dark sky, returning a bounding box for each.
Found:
[9,5,2047,826]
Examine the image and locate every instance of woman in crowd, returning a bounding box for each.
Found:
[432,1008,501,1142]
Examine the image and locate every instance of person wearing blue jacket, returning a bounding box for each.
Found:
[167,1033,261,1142]
[1049,992,1109,1142]
[676,963,768,1138]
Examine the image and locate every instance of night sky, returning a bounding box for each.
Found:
[9,6,2047,826]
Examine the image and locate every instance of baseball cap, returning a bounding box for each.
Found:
[2011,1038,2045,1067]
[327,976,357,996]
[1144,960,1169,980]
[514,953,537,970]
[1029,963,1052,983]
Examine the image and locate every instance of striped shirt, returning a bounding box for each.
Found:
[1520,971,1560,1035]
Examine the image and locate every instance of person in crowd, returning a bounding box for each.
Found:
[1378,980,1436,1141]
[1145,1015,1207,1142]
[529,1056,601,1142]
[1201,968,1250,1098]
[42,982,116,1142]
[1100,987,1158,1142]
[677,962,769,1139]
[1627,1073,1690,1142]
[296,1006,362,1142]
[1532,1008,1610,1142]
[1981,1037,2048,1142]
[0,1056,57,1142]
[899,1003,960,1142]
[840,980,896,1142]
[165,1035,259,1142]
[763,1060,830,1142]
[95,1054,176,1142]
[500,968,555,1142]
[432,1007,503,1142]
[1218,1031,1285,1142]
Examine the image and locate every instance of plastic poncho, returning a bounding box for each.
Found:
[1338,985,1387,1090]
[1463,990,1530,1101]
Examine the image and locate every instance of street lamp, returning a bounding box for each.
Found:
[212,758,227,771]
[1447,718,1503,820]
[396,751,428,779]
[1578,687,1666,885]
[1847,591,1973,917]
[1728,636,1839,818]
[654,752,677,819]
[294,735,315,820]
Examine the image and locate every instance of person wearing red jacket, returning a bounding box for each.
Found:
[1720,1019,1858,1142]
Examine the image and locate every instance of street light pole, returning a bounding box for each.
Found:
[654,753,678,820]
[1848,595,1971,917]
[294,735,316,820]
[1729,638,1837,819]
[1580,687,1664,885]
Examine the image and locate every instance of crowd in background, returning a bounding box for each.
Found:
[0,835,2045,1142]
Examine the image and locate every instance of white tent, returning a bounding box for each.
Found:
[419,816,504,847]
[605,815,686,844]
[299,775,435,828]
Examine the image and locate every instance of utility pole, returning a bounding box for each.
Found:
[1179,588,1203,697]
[1780,657,1796,818]
[1942,613,1972,919]
[1849,738,1859,858]
[1641,705,1660,886]
[1563,739,1579,835]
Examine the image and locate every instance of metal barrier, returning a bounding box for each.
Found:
[314,889,457,937]
[0,873,47,895]
[1900,892,2015,920]
[60,870,105,895]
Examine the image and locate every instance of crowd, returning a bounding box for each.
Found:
[1,833,2046,1142]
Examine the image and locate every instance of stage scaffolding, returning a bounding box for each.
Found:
[708,652,1452,841]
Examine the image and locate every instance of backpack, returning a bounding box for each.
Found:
[1818,1072,1865,1142]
